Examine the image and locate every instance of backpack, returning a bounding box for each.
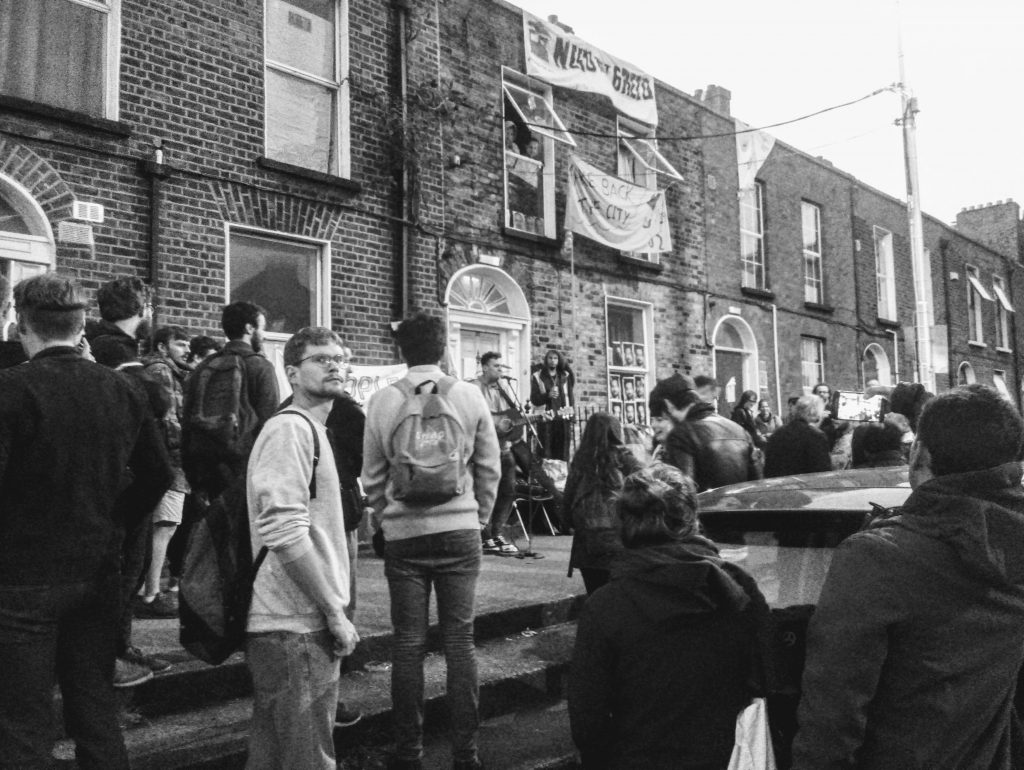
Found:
[184,350,260,466]
[388,376,467,505]
[179,410,320,665]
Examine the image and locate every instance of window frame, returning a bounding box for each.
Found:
[604,295,654,425]
[802,201,823,305]
[800,336,825,393]
[263,0,351,178]
[993,274,1013,351]
[740,181,766,290]
[615,116,679,265]
[966,264,989,345]
[501,68,568,239]
[873,226,896,322]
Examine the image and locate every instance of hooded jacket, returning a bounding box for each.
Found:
[569,537,773,769]
[793,462,1024,769]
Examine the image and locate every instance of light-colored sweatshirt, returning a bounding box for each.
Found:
[246,408,349,633]
[362,365,501,541]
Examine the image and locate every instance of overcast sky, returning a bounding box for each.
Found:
[512,0,1022,225]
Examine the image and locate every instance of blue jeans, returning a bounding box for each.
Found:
[482,451,517,540]
[385,530,481,763]
[0,575,127,770]
[245,629,340,770]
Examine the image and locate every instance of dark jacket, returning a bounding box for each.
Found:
[569,537,773,769]
[562,446,644,575]
[86,318,140,369]
[731,404,767,449]
[141,352,191,489]
[763,418,831,478]
[664,401,759,492]
[529,366,574,412]
[0,347,173,585]
[793,462,1024,769]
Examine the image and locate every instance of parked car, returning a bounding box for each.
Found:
[696,467,911,767]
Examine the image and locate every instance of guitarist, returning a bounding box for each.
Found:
[473,351,525,556]
[530,348,575,461]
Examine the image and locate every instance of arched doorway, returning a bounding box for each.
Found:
[861,343,891,387]
[0,175,55,338]
[445,264,531,395]
[957,361,976,386]
[712,315,758,416]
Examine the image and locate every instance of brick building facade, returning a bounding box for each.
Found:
[1,0,1021,422]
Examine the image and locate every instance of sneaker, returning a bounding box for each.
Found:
[133,592,178,619]
[334,704,363,728]
[122,645,172,673]
[113,658,154,688]
[494,535,519,556]
[166,577,180,593]
[481,538,502,555]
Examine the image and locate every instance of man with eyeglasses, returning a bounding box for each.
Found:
[245,327,359,769]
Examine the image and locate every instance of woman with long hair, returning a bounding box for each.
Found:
[569,464,773,769]
[561,413,644,594]
[730,389,766,449]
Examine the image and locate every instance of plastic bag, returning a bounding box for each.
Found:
[727,697,776,770]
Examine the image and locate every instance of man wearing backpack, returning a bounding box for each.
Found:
[362,312,500,770]
[0,274,172,769]
[246,326,358,769]
[182,300,279,500]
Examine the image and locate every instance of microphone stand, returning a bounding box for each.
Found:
[499,376,545,560]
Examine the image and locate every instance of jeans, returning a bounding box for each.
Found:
[0,575,128,770]
[482,451,517,541]
[118,513,151,655]
[385,530,481,763]
[245,629,340,770]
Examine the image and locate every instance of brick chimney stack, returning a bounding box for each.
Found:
[701,84,731,116]
[955,200,1023,260]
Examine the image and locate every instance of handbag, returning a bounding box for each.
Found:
[727,697,776,770]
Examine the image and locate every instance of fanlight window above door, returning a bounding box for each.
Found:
[449,273,510,315]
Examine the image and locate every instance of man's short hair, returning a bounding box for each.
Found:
[283,326,343,367]
[793,394,824,424]
[394,312,445,367]
[480,351,501,367]
[861,422,904,457]
[648,373,696,419]
[917,384,1024,476]
[189,334,222,358]
[96,276,150,322]
[152,324,189,351]
[221,301,265,340]
[15,273,88,341]
[693,375,718,390]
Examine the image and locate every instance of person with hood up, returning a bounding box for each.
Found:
[569,463,774,770]
[793,384,1024,769]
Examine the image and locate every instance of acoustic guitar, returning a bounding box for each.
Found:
[492,406,574,442]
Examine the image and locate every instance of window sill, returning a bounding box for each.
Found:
[0,95,131,137]
[502,224,560,246]
[617,253,664,273]
[997,346,1014,355]
[805,301,834,314]
[877,317,900,329]
[968,340,988,349]
[257,157,362,193]
[741,286,775,301]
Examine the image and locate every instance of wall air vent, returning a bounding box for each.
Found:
[72,201,104,223]
[58,221,94,246]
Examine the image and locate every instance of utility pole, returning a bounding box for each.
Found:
[896,11,935,392]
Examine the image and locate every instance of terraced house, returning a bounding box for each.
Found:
[1,0,1021,417]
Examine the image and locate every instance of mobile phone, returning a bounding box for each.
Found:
[835,391,884,422]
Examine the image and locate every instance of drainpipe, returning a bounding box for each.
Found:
[939,238,954,389]
[392,0,411,321]
[140,139,170,324]
[771,303,781,416]
[888,329,900,383]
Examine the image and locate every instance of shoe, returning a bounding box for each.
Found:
[113,658,154,688]
[494,535,519,556]
[122,645,172,673]
[133,592,178,619]
[482,538,502,555]
[166,577,180,593]
[334,704,363,727]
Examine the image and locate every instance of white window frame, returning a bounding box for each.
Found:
[740,181,766,290]
[615,117,680,266]
[993,370,1011,401]
[802,201,823,304]
[604,295,654,425]
[501,69,571,239]
[993,274,1013,351]
[801,336,824,392]
[873,226,896,321]
[966,264,990,345]
[264,0,350,177]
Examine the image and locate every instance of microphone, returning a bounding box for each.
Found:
[500,375,517,381]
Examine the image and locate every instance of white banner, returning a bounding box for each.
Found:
[564,155,672,253]
[735,119,776,192]
[341,363,408,405]
[524,12,658,126]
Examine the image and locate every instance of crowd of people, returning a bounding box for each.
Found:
[5,269,1024,769]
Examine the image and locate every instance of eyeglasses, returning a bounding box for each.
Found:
[297,354,348,369]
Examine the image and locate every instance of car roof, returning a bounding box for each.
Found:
[697,467,911,513]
